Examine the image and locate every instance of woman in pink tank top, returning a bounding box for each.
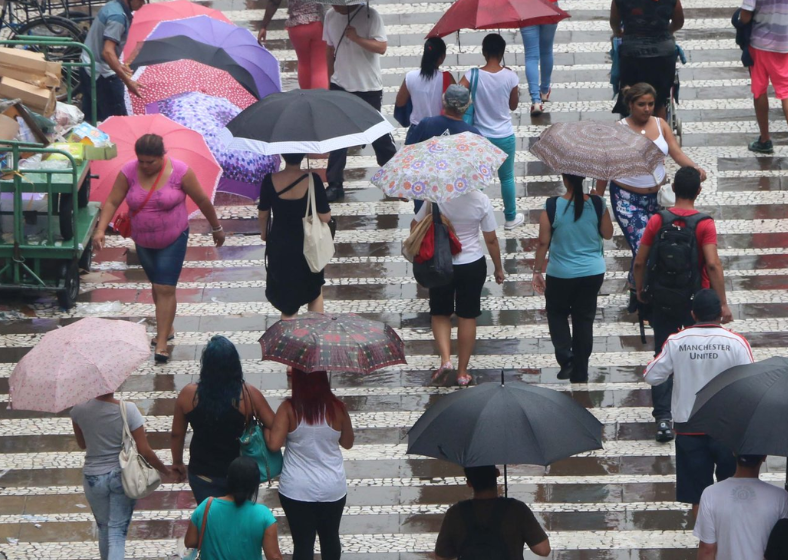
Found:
[93,134,225,363]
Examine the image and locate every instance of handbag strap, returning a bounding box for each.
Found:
[469,68,479,102]
[118,399,136,451]
[131,159,168,219]
[197,497,214,551]
[304,173,317,220]
[241,383,259,428]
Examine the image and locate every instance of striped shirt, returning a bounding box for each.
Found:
[742,0,788,53]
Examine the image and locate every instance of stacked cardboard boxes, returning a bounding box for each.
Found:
[0,48,61,117]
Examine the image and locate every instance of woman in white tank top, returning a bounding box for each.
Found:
[266,370,354,560]
[593,83,707,311]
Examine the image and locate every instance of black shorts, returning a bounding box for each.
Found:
[613,53,677,114]
[428,257,486,319]
[675,434,736,504]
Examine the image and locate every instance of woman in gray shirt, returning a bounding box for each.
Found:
[71,394,171,560]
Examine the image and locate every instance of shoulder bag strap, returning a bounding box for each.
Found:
[590,195,605,236]
[470,68,479,102]
[304,173,317,220]
[130,159,167,219]
[197,497,214,551]
[241,383,256,428]
[118,399,135,450]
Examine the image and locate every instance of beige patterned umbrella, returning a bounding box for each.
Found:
[530,121,666,184]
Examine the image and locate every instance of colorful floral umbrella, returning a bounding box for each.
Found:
[90,114,222,219]
[122,0,232,60]
[371,132,506,202]
[147,92,280,200]
[259,313,407,374]
[140,16,281,100]
[9,318,150,413]
[128,60,258,116]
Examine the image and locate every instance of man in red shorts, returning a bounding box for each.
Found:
[741,0,788,154]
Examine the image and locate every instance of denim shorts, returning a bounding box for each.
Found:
[135,229,189,286]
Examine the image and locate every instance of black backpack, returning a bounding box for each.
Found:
[413,203,454,289]
[643,210,711,319]
[546,195,605,237]
[457,499,510,560]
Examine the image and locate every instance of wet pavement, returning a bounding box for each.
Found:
[1,0,787,557]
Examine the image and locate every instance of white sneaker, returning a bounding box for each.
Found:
[504,213,525,230]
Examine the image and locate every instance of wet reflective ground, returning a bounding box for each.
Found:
[0,0,787,557]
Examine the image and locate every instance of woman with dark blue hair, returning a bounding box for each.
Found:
[170,335,275,503]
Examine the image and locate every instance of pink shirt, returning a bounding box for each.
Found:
[122,158,189,249]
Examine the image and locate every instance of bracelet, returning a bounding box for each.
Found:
[212,225,223,233]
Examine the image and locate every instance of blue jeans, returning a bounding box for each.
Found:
[188,471,229,505]
[83,469,136,560]
[487,135,517,221]
[520,23,559,104]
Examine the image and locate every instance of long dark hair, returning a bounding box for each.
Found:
[195,335,244,419]
[226,456,260,506]
[420,38,446,79]
[288,369,345,425]
[562,174,586,222]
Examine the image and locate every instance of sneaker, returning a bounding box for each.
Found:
[557,363,573,380]
[655,419,675,443]
[325,184,345,202]
[748,137,774,154]
[530,103,544,116]
[504,213,525,230]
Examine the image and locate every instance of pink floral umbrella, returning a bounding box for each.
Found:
[9,318,150,413]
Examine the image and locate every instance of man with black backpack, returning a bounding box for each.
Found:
[633,167,733,443]
[434,466,550,560]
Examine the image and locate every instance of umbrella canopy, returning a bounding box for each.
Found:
[371,132,506,202]
[9,318,149,412]
[146,92,280,200]
[306,0,365,4]
[259,313,407,374]
[530,121,666,183]
[428,0,569,38]
[90,114,222,219]
[122,0,232,59]
[219,89,394,155]
[128,60,258,116]
[407,380,603,466]
[141,16,281,100]
[130,36,262,98]
[686,357,788,457]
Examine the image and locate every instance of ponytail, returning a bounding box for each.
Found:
[561,174,586,222]
[420,38,447,79]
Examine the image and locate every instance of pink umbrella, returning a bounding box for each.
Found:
[123,0,232,60]
[129,60,258,115]
[90,114,222,219]
[9,318,150,413]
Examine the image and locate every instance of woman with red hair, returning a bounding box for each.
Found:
[266,370,354,560]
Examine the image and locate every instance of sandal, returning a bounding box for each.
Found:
[530,103,544,117]
[428,362,453,387]
[154,350,170,364]
[541,88,551,103]
[150,333,175,346]
[456,374,474,387]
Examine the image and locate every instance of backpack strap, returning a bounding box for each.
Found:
[681,212,712,231]
[546,196,558,233]
[590,194,604,237]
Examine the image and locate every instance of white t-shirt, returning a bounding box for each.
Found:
[324,6,386,92]
[405,70,444,125]
[414,191,498,265]
[463,68,519,138]
[694,477,788,560]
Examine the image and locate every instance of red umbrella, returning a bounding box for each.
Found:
[129,60,258,115]
[427,0,569,38]
[90,114,222,219]
[123,0,232,60]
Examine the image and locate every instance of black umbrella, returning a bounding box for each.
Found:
[685,356,788,489]
[218,89,394,155]
[129,36,261,98]
[407,373,603,496]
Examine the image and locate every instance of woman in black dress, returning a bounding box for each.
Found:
[258,153,332,318]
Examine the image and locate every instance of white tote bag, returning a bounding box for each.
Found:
[302,173,335,273]
[118,400,161,499]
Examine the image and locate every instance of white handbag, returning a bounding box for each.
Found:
[302,173,335,273]
[118,400,161,499]
[657,184,676,207]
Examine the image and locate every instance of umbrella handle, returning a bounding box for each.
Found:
[504,464,508,498]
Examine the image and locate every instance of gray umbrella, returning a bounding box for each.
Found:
[407,374,603,495]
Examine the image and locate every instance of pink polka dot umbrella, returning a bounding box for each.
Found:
[9,318,150,413]
[259,313,407,374]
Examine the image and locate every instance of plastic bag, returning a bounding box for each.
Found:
[53,102,84,129]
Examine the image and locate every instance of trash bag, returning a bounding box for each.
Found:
[413,204,453,289]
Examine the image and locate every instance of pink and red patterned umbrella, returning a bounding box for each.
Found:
[259,313,407,374]
[9,318,150,413]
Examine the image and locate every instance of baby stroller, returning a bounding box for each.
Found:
[610,37,686,145]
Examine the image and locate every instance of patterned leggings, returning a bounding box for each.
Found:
[610,183,660,286]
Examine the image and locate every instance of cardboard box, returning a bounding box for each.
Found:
[0,47,50,75]
[0,114,18,141]
[0,76,55,117]
[1,102,48,146]
[0,65,60,89]
[84,143,117,161]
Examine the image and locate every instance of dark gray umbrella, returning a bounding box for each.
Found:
[407,374,603,495]
[685,356,788,489]
[218,89,394,155]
